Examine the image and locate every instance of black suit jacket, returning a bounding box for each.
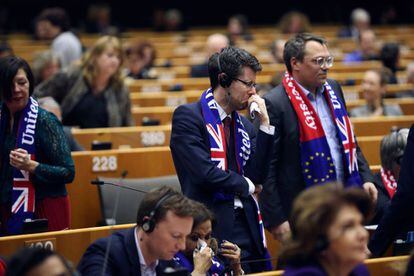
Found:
[260,79,374,229]
[369,124,414,256]
[190,62,209,78]
[77,228,179,276]
[170,100,274,254]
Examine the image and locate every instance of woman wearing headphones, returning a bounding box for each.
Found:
[281,184,373,276]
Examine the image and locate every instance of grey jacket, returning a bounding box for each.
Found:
[350,104,403,117]
[34,67,134,127]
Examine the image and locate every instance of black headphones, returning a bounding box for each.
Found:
[142,192,173,233]
[291,226,330,253]
[217,53,232,88]
[314,234,330,252]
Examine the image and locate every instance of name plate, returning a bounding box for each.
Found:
[142,85,161,93]
[141,131,166,147]
[165,96,187,107]
[92,155,118,172]
[24,238,56,250]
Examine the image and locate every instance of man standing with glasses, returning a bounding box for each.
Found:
[170,46,275,273]
[260,33,377,243]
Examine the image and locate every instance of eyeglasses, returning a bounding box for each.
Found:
[233,78,257,89]
[311,56,334,68]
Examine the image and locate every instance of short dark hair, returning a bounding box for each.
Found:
[283,33,327,73]
[125,40,156,66]
[136,186,195,227]
[380,42,400,73]
[281,184,372,265]
[208,46,261,89]
[0,41,13,57]
[37,7,71,32]
[6,247,76,276]
[0,56,34,101]
[191,201,215,230]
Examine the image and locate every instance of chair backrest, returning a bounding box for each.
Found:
[97,175,181,225]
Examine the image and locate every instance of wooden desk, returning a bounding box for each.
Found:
[0,224,133,265]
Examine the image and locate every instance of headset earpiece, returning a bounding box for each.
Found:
[219,72,232,88]
[142,217,152,232]
[314,234,329,252]
[141,192,173,233]
[217,53,232,88]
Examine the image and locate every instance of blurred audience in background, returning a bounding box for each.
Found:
[344,29,379,63]
[35,36,133,128]
[270,39,286,64]
[37,97,84,152]
[124,40,157,80]
[31,50,61,86]
[85,3,120,35]
[35,7,82,69]
[0,41,13,58]
[278,11,311,35]
[350,69,403,117]
[153,8,186,32]
[338,8,371,39]
[380,42,401,84]
[227,14,253,46]
[398,62,414,98]
[190,33,229,78]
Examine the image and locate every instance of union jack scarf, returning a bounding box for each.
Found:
[174,251,225,276]
[200,88,270,257]
[380,167,397,198]
[283,72,362,188]
[0,97,38,234]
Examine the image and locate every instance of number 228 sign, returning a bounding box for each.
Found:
[92,155,118,172]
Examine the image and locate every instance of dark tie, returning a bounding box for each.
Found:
[223,116,231,146]
[223,116,237,171]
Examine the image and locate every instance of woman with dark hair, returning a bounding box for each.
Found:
[124,40,157,80]
[174,201,243,275]
[227,14,253,46]
[35,36,133,128]
[281,184,373,276]
[6,247,77,276]
[380,43,400,84]
[0,56,74,235]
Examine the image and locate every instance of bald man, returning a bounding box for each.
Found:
[190,33,229,78]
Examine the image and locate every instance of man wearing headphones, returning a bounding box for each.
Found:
[78,186,196,276]
[170,46,275,273]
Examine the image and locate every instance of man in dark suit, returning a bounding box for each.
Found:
[78,186,196,276]
[260,33,377,243]
[171,46,275,273]
[369,124,414,256]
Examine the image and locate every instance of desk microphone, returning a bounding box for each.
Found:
[90,178,148,194]
[99,170,128,276]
